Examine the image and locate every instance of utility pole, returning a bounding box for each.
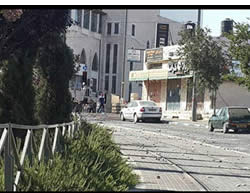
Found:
[121,9,128,103]
[191,9,201,121]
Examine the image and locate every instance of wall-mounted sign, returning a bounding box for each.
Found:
[162,45,182,61]
[82,64,87,71]
[127,49,141,62]
[156,23,169,48]
[167,60,189,76]
[145,48,163,63]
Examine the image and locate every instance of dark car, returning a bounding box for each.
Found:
[208,106,250,133]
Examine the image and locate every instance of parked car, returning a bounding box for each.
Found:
[120,100,162,123]
[208,106,250,133]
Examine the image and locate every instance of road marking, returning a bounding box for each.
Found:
[105,123,250,157]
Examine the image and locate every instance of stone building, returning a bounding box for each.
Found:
[130,44,250,120]
[66,9,184,103]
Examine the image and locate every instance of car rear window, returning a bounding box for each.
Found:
[229,108,250,118]
[139,101,157,107]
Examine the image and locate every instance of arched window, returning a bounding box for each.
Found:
[92,53,98,71]
[80,49,86,64]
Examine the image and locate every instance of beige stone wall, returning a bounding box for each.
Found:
[180,79,187,111]
[216,81,250,108]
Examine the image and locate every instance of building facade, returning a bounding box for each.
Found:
[66,9,105,102]
[66,9,184,103]
[130,44,250,120]
[129,45,210,120]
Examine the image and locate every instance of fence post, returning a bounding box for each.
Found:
[4,123,14,191]
[27,129,33,167]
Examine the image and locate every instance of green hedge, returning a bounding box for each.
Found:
[0,121,139,191]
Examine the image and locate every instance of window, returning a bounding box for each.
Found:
[114,23,119,34]
[92,78,97,92]
[105,44,111,73]
[107,23,112,35]
[112,44,118,73]
[105,75,109,91]
[80,49,86,64]
[132,24,135,36]
[70,10,77,22]
[98,14,102,34]
[83,10,90,29]
[92,53,98,71]
[68,9,71,19]
[91,12,97,32]
[130,61,133,71]
[76,10,82,27]
[112,76,116,94]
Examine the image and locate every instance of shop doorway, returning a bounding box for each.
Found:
[166,79,181,111]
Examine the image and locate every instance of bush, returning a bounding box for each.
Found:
[8,121,139,191]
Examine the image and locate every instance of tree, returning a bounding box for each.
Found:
[0,9,72,63]
[35,32,74,124]
[178,27,229,114]
[0,49,36,124]
[0,9,74,125]
[225,21,250,90]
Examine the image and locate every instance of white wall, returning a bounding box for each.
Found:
[216,81,250,108]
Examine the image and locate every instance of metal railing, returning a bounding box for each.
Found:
[0,114,82,191]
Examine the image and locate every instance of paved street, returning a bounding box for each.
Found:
[83,113,250,191]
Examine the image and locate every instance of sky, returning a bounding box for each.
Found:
[160,9,250,37]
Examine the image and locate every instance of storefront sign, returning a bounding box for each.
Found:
[162,45,182,61]
[145,48,163,63]
[168,60,189,76]
[127,49,141,62]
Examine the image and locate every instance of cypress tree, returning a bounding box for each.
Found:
[0,49,36,124]
[35,32,74,124]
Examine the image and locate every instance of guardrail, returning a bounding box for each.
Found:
[0,114,82,191]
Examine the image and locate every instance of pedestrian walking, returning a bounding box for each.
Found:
[97,93,105,113]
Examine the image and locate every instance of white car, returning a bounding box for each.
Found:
[120,100,162,123]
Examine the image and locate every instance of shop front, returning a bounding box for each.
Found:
[129,45,210,120]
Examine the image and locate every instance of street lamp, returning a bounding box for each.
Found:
[185,9,201,122]
[185,21,197,121]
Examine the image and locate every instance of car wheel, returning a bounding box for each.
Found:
[223,122,229,134]
[208,122,214,132]
[120,113,125,121]
[133,114,138,123]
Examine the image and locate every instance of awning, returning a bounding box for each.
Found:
[129,69,168,81]
[129,69,193,81]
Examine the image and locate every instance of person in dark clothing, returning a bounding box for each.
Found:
[97,93,105,113]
